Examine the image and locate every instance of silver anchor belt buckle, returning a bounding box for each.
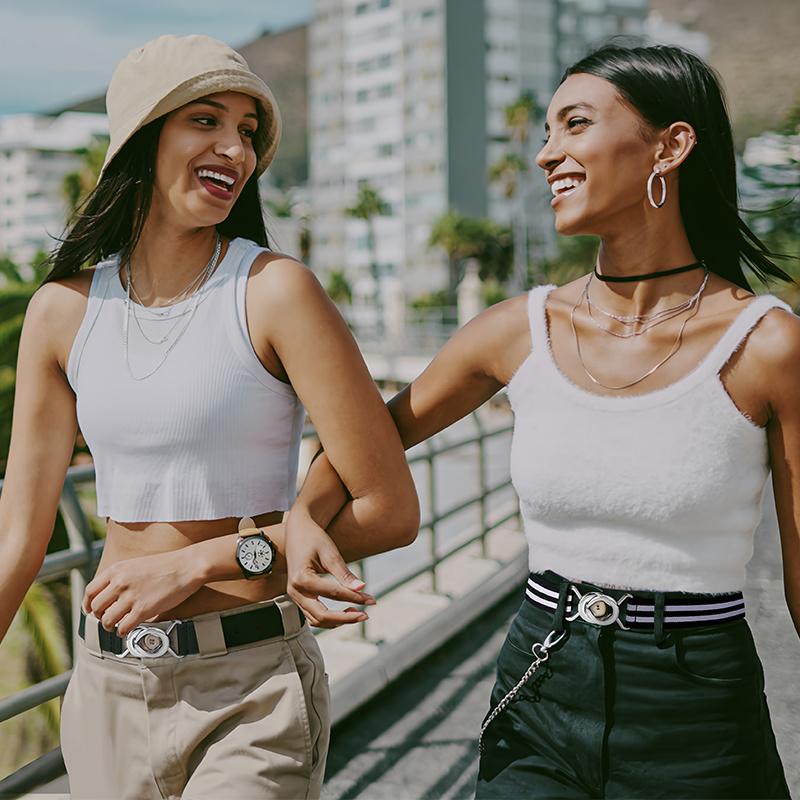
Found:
[117,621,183,658]
[566,588,632,630]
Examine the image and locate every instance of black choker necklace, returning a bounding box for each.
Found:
[593,260,704,283]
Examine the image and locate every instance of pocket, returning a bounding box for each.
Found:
[673,621,760,685]
[493,612,553,704]
[286,631,331,778]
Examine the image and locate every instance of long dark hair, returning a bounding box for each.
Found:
[564,43,793,292]
[43,114,269,284]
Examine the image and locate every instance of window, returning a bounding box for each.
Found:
[377,83,394,98]
[355,3,369,15]
[378,143,395,157]
[379,0,391,7]
[357,89,369,103]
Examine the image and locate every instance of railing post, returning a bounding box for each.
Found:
[474,413,488,559]
[426,438,437,594]
[58,478,96,658]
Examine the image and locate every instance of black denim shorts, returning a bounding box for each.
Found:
[476,578,790,799]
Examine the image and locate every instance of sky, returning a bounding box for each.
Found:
[0,0,314,116]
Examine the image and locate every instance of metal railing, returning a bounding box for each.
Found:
[0,411,517,797]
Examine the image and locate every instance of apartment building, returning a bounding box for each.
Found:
[308,0,648,313]
[0,112,108,267]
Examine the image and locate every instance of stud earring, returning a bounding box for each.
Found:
[647,167,667,209]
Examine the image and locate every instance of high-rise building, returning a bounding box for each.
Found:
[0,112,108,267]
[308,0,648,319]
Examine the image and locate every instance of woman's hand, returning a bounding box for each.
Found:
[83,550,205,637]
[286,508,375,629]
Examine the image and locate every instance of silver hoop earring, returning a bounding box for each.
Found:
[647,169,666,209]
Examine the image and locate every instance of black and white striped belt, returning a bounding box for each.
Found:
[525,572,746,631]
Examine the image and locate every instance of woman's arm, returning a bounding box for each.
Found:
[287,294,532,626]
[751,308,800,638]
[0,283,84,643]
[707,302,800,640]
[84,253,414,634]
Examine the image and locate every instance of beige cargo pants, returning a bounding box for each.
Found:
[61,596,330,799]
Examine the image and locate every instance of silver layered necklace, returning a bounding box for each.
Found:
[123,233,222,381]
[570,266,708,391]
[583,268,709,338]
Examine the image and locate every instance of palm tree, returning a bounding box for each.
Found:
[489,92,540,290]
[62,138,108,215]
[346,184,389,333]
[429,210,513,301]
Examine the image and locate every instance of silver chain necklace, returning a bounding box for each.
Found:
[123,233,221,381]
[584,268,708,339]
[570,269,707,391]
[128,263,210,317]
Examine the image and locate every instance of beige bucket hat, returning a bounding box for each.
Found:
[100,34,281,180]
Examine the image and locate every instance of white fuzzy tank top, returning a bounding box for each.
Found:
[67,238,306,522]
[508,285,791,593]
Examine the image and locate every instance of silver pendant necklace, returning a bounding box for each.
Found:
[123,233,221,381]
[584,268,708,339]
[570,269,707,391]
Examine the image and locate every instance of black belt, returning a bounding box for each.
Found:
[526,572,745,631]
[79,604,304,658]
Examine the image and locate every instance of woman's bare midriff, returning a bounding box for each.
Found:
[99,511,286,621]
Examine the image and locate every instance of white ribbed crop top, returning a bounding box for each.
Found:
[508,285,791,593]
[67,238,306,522]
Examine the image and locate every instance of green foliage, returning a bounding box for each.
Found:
[62,137,109,215]
[429,210,513,298]
[740,132,800,307]
[0,581,71,776]
[482,282,508,307]
[488,152,528,199]
[346,184,390,222]
[411,290,450,310]
[0,258,39,473]
[265,194,295,218]
[538,235,599,287]
[504,92,540,143]
[325,270,352,305]
[778,95,800,136]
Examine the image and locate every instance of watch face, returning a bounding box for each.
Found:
[238,535,274,574]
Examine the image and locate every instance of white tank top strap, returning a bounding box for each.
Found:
[526,284,558,350]
[67,257,120,389]
[699,293,791,377]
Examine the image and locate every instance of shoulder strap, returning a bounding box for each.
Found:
[65,255,120,391]
[702,294,792,375]
[526,284,557,349]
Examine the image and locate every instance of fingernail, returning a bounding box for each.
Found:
[356,612,369,621]
[347,577,366,590]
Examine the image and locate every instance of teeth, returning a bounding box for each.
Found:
[197,169,235,186]
[551,177,584,196]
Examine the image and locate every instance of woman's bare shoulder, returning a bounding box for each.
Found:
[23,269,96,364]
[744,299,800,366]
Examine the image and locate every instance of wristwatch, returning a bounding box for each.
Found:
[235,516,275,579]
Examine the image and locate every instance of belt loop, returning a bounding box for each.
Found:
[553,580,570,631]
[653,593,666,644]
[274,594,304,636]
[81,612,104,657]
[194,614,228,657]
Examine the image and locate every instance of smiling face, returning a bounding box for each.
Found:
[535,73,662,238]
[150,91,259,230]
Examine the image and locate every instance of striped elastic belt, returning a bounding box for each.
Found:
[525,573,745,631]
